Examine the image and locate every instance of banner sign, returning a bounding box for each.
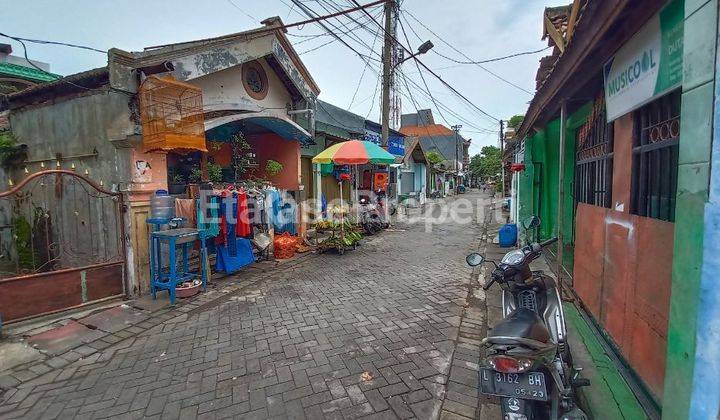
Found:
[388,136,405,156]
[363,130,405,157]
[604,0,683,122]
[364,129,381,145]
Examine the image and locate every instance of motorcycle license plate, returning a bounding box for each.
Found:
[479,369,548,401]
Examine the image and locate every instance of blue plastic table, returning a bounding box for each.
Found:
[150,228,208,304]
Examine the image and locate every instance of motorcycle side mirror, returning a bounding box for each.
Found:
[466,253,485,267]
[523,216,540,229]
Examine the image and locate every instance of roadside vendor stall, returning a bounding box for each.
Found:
[311,140,395,254]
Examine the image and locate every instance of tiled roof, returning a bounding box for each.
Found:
[399,124,454,137]
[534,1,588,92]
[542,5,572,42]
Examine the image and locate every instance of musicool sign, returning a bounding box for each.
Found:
[604,0,683,122]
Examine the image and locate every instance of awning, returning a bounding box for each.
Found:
[205,115,313,145]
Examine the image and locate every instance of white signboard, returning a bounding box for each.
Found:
[603,0,683,122]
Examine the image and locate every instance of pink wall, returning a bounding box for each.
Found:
[247,133,300,190]
[127,149,167,202]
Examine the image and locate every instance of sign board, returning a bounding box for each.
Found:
[388,136,405,156]
[603,0,683,122]
[363,129,404,156]
[364,129,381,145]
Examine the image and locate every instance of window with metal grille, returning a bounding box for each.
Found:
[575,94,614,208]
[631,90,680,222]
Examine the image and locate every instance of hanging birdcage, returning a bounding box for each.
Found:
[138,75,207,153]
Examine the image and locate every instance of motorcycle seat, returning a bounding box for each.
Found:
[487,308,552,345]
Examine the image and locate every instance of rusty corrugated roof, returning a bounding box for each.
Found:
[399,124,454,137]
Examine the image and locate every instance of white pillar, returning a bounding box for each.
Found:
[314,163,323,217]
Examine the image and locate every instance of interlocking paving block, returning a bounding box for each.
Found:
[77,305,149,334]
[0,191,503,420]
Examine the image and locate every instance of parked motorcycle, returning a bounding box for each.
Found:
[466,216,589,420]
[375,189,396,218]
[358,195,385,235]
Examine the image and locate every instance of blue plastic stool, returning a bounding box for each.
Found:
[150,228,207,304]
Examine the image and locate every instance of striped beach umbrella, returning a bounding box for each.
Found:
[312,140,396,165]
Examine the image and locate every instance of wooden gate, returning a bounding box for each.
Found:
[0,170,126,324]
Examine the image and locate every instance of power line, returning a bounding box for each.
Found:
[289,0,381,62]
[348,23,381,108]
[431,49,532,95]
[397,69,497,134]
[314,0,382,56]
[433,46,552,65]
[0,35,99,92]
[397,70,446,156]
[287,32,327,38]
[146,0,387,50]
[365,73,382,119]
[287,0,385,119]
[396,16,450,126]
[298,38,337,55]
[226,0,260,22]
[290,7,381,46]
[349,0,500,122]
[277,0,307,19]
[401,9,534,95]
[398,17,550,65]
[0,32,105,54]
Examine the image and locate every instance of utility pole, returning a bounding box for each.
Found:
[452,124,462,193]
[499,119,505,197]
[380,0,394,148]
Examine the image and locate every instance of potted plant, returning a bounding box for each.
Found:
[265,159,283,178]
[207,162,224,183]
[188,167,202,184]
[168,171,186,195]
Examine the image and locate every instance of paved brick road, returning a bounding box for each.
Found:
[0,191,494,420]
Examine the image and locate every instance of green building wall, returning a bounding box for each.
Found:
[518,102,592,273]
[663,0,717,418]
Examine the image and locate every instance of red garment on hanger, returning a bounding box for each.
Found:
[215,190,230,246]
[236,190,252,237]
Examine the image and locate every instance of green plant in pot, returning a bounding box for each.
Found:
[207,163,224,183]
[188,168,202,184]
[265,160,283,178]
[167,170,186,195]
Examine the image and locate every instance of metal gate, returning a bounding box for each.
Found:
[0,170,126,324]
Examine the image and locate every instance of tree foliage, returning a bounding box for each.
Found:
[468,145,501,181]
[507,115,525,130]
[425,151,443,166]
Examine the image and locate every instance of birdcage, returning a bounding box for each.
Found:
[139,75,208,153]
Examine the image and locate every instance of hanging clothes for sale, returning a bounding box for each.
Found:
[267,189,281,229]
[197,195,220,239]
[175,199,196,227]
[235,190,252,238]
[216,190,238,256]
[268,190,297,235]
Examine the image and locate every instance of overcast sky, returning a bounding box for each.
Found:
[1,0,565,155]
